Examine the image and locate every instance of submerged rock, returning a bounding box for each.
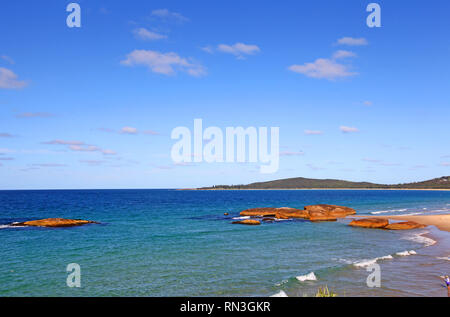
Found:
[12,218,97,228]
[348,218,389,229]
[384,221,427,230]
[232,219,261,225]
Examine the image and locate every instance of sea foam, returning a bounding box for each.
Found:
[402,231,436,247]
[353,254,393,267]
[396,250,417,256]
[270,290,288,297]
[296,272,317,282]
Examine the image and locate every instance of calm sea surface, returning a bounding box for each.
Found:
[1,189,449,297]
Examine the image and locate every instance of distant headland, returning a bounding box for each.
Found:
[193,176,450,190]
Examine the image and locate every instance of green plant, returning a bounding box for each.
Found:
[315,285,337,297]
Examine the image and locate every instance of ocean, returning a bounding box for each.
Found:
[1,189,449,297]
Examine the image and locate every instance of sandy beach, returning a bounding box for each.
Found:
[353,213,450,232]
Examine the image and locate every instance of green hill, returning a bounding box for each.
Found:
[199,176,450,190]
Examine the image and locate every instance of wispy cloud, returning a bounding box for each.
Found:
[133,28,167,41]
[216,43,261,59]
[121,49,206,77]
[280,151,305,156]
[440,162,450,167]
[44,140,116,156]
[363,101,373,106]
[32,163,67,167]
[16,112,54,118]
[332,50,357,59]
[340,126,359,133]
[336,37,368,46]
[120,126,138,134]
[151,9,189,23]
[289,51,357,80]
[43,140,84,145]
[0,132,15,138]
[1,55,14,64]
[79,160,105,166]
[0,67,27,89]
[304,130,323,135]
[362,158,382,163]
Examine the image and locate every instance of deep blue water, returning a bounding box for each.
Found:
[0,189,449,296]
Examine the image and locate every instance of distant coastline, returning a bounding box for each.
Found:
[192,176,450,191]
[187,188,450,191]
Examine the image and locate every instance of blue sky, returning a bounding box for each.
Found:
[1,0,449,189]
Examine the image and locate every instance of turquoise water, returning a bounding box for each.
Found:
[1,189,449,297]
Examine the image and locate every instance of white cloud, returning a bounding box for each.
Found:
[441,162,450,167]
[336,37,368,46]
[121,49,206,77]
[289,58,356,80]
[304,130,323,135]
[332,50,356,59]
[0,67,27,89]
[340,126,359,133]
[151,9,189,23]
[121,126,138,134]
[133,28,167,41]
[217,43,260,58]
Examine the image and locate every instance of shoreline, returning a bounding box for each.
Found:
[187,188,450,191]
[351,213,450,233]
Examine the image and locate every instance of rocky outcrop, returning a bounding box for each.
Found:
[275,207,309,219]
[12,218,97,228]
[232,219,261,225]
[384,221,427,230]
[240,208,279,217]
[348,218,389,229]
[308,211,337,222]
[304,204,356,218]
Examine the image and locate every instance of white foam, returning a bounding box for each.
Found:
[436,256,450,261]
[353,254,393,267]
[0,224,25,229]
[353,259,377,267]
[371,210,390,215]
[396,250,417,256]
[232,216,250,220]
[270,290,288,297]
[296,272,317,282]
[401,212,423,216]
[402,231,436,247]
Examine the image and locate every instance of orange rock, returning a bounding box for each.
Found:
[275,207,309,219]
[305,204,356,218]
[15,218,97,228]
[348,218,388,229]
[308,210,337,222]
[384,221,427,230]
[232,219,261,225]
[240,208,278,217]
